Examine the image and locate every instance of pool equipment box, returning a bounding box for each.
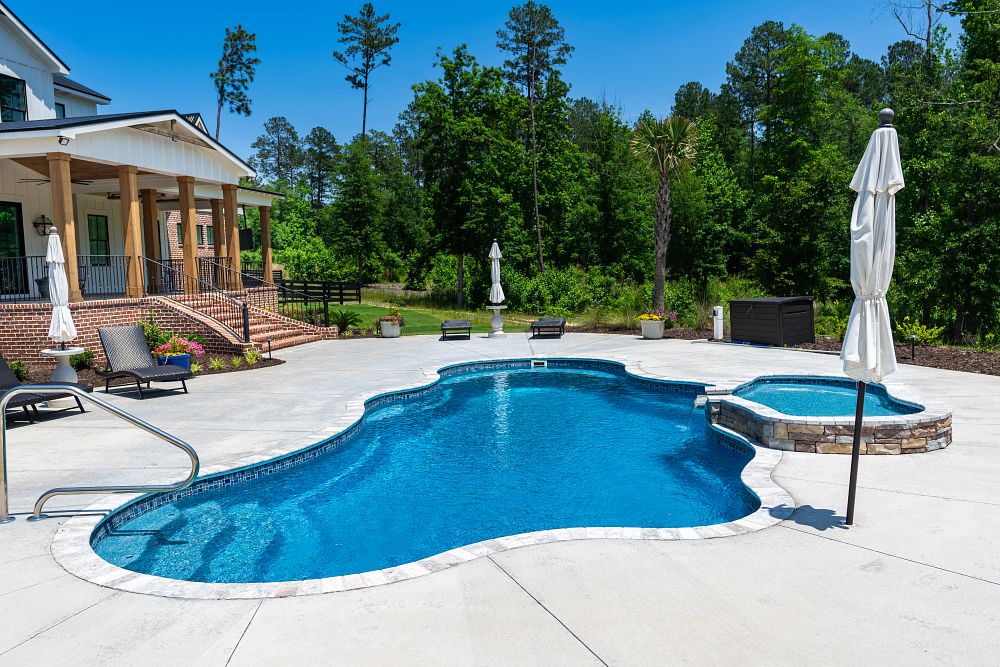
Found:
[729,297,815,347]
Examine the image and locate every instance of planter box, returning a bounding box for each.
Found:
[640,319,665,340]
[158,353,191,370]
[729,297,815,346]
[379,321,401,338]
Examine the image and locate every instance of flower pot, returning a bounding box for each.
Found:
[379,321,401,338]
[640,319,665,340]
[158,353,191,370]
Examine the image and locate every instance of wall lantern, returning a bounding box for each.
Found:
[32,215,54,236]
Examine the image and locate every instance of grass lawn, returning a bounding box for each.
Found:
[331,303,531,336]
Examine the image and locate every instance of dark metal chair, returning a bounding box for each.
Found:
[530,317,566,338]
[97,325,192,398]
[0,353,86,423]
[440,319,472,340]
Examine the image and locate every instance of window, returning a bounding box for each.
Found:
[0,74,27,122]
[54,102,66,118]
[206,225,214,246]
[197,225,205,246]
[176,223,183,245]
[87,215,109,265]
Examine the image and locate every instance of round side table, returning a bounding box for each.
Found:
[40,347,84,408]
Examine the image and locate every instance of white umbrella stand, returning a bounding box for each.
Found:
[487,240,506,338]
[841,109,904,525]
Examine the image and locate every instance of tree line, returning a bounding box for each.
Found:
[239,0,1000,341]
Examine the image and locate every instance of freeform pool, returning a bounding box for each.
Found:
[733,376,922,417]
[92,361,759,583]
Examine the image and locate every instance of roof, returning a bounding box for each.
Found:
[53,74,110,103]
[0,1,69,74]
[0,110,174,133]
[0,110,253,175]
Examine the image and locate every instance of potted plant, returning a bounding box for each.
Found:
[637,309,676,340]
[376,307,405,338]
[153,336,205,370]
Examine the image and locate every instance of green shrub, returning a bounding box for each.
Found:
[330,309,363,331]
[190,362,203,373]
[231,356,243,368]
[8,360,29,382]
[209,357,225,371]
[896,316,946,346]
[244,348,262,365]
[69,349,96,371]
[974,332,999,352]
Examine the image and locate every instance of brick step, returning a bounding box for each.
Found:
[265,333,322,351]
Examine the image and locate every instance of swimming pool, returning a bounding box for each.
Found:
[92,361,759,584]
[733,376,922,417]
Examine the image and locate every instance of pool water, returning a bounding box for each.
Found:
[734,378,921,417]
[94,366,757,583]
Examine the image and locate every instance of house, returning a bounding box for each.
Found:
[0,2,328,364]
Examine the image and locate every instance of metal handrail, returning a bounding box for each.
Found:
[0,385,200,523]
[143,256,248,341]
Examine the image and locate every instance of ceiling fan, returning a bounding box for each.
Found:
[18,177,94,186]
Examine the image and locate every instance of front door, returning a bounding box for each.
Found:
[0,201,27,298]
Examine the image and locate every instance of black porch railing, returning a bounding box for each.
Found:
[202,259,335,327]
[143,257,248,341]
[0,255,129,302]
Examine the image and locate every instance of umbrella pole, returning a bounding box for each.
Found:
[845,380,867,525]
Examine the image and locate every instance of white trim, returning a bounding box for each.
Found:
[53,83,110,105]
[0,1,69,74]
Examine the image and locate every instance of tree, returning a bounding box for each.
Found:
[629,116,698,310]
[333,3,401,141]
[672,82,718,121]
[250,117,304,187]
[210,25,260,141]
[303,127,340,208]
[497,1,574,272]
[329,143,385,285]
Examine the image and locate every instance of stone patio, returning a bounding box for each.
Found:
[0,333,998,664]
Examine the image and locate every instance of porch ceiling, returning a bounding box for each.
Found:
[12,156,155,181]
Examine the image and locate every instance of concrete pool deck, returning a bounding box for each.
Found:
[0,333,998,664]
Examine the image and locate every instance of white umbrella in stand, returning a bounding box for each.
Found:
[46,226,77,348]
[489,240,505,305]
[487,240,506,338]
[841,108,904,525]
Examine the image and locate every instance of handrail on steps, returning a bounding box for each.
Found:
[0,385,200,523]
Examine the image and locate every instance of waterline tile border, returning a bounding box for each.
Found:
[50,357,795,600]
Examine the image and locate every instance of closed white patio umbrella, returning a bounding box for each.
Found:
[46,226,77,348]
[841,108,904,525]
[489,240,505,305]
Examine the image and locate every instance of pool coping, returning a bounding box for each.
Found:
[49,357,795,600]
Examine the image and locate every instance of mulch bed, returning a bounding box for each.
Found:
[19,357,285,388]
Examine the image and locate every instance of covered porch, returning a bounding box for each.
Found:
[0,111,278,304]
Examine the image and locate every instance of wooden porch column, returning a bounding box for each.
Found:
[260,205,272,283]
[141,188,160,292]
[210,198,227,259]
[177,176,198,290]
[46,152,82,303]
[222,183,242,289]
[118,166,143,298]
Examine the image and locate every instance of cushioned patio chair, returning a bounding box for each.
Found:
[0,353,86,423]
[440,319,472,340]
[530,317,566,338]
[98,325,191,398]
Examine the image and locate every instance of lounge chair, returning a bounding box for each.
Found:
[530,317,566,338]
[441,319,472,340]
[1,353,87,423]
[98,325,191,398]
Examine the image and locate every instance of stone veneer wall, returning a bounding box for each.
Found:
[709,400,952,455]
[0,299,247,367]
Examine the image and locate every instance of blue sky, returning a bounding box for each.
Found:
[20,1,959,160]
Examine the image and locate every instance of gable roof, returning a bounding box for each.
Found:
[53,74,110,103]
[0,1,69,74]
[0,110,253,175]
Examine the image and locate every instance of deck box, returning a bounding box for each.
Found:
[729,297,815,346]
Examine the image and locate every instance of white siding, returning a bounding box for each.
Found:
[0,18,57,121]
[54,92,97,118]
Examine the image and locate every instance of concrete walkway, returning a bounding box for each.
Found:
[0,334,997,665]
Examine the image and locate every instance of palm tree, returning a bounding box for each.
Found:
[630,115,698,310]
